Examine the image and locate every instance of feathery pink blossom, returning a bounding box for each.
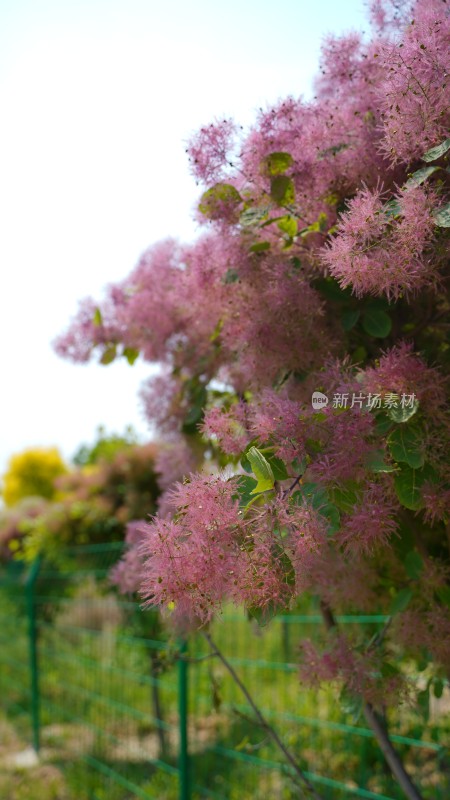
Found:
[338,483,399,555]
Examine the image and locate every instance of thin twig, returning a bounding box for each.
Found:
[180,652,218,664]
[319,601,424,800]
[282,473,303,499]
[203,631,324,800]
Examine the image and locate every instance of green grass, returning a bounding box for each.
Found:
[0,552,449,800]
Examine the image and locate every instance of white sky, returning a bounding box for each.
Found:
[0,0,368,474]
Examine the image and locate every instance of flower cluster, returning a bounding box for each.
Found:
[139,475,328,626]
[186,118,238,185]
[56,0,450,726]
[322,185,437,298]
[338,483,399,555]
[377,0,450,163]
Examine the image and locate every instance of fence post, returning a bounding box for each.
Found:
[178,640,190,800]
[25,556,41,754]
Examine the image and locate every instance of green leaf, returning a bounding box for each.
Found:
[235,736,250,752]
[433,202,450,227]
[313,277,353,302]
[362,308,392,338]
[248,601,278,626]
[350,345,367,364]
[240,456,252,474]
[93,307,103,326]
[249,241,271,253]
[321,503,341,534]
[422,137,450,162]
[182,385,207,433]
[339,687,363,721]
[329,482,361,514]
[384,198,401,218]
[100,344,117,365]
[209,318,224,341]
[437,586,450,608]
[381,662,402,679]
[374,412,395,436]
[341,309,360,331]
[318,142,350,159]
[433,679,444,699]
[394,465,425,510]
[390,587,413,615]
[264,453,289,481]
[247,447,275,494]
[123,347,139,365]
[295,482,328,508]
[387,398,420,423]
[417,686,430,721]
[277,215,297,237]
[235,474,258,507]
[239,205,270,227]
[270,175,295,206]
[260,151,293,176]
[366,449,397,473]
[294,483,340,533]
[273,544,296,586]
[404,165,440,188]
[224,268,239,283]
[305,213,328,234]
[388,427,424,469]
[199,183,242,220]
[404,551,424,581]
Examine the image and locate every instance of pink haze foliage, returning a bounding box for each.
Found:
[110,521,147,595]
[322,185,437,298]
[57,0,450,717]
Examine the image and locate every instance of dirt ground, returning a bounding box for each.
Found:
[0,717,70,800]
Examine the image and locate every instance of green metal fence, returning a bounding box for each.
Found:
[0,545,448,800]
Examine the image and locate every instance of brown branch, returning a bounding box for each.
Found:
[320,601,424,800]
[203,631,324,800]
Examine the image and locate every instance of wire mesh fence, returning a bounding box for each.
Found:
[0,544,448,800]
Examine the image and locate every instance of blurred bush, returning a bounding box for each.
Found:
[1,447,68,507]
[0,431,161,562]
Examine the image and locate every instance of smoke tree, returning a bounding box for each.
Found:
[56,1,450,796]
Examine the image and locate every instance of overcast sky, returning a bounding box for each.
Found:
[0,0,368,475]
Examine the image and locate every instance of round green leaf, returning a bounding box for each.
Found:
[387,398,419,423]
[366,448,397,473]
[199,183,242,220]
[362,308,392,338]
[239,205,270,227]
[341,309,360,331]
[384,198,401,218]
[277,215,297,237]
[388,426,425,468]
[404,551,424,580]
[394,465,426,510]
[270,175,295,206]
[249,241,271,253]
[260,151,293,176]
[224,268,239,284]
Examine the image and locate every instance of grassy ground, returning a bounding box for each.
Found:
[0,716,71,800]
[0,558,449,800]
